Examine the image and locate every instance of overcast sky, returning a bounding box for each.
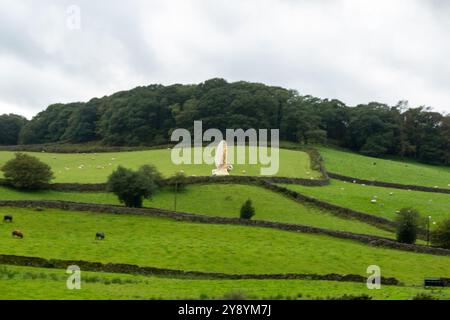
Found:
[1,0,449,119]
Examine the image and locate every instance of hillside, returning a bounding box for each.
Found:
[1,78,449,166]
[0,142,449,300]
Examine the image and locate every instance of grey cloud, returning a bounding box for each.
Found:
[0,0,449,119]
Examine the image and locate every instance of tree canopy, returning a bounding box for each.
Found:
[3,78,449,165]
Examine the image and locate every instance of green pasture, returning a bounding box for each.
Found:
[0,147,322,183]
[319,147,450,189]
[0,184,393,238]
[0,207,449,285]
[281,180,450,224]
[0,265,447,300]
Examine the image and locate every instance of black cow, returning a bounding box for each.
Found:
[95,232,105,240]
[3,215,12,223]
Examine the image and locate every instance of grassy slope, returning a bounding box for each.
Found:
[0,184,393,238]
[319,147,450,189]
[281,180,450,223]
[1,265,447,300]
[0,207,449,284]
[0,147,322,183]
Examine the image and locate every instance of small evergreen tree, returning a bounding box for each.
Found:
[395,208,421,244]
[1,153,54,189]
[431,219,450,249]
[240,199,255,220]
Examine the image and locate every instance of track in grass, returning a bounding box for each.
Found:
[319,147,450,189]
[0,184,393,238]
[0,147,322,183]
[0,207,450,284]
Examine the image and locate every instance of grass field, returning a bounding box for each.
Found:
[0,207,449,285]
[0,147,322,183]
[319,147,450,189]
[1,265,448,300]
[1,145,450,300]
[0,184,393,238]
[281,180,450,224]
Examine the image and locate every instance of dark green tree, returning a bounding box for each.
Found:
[62,104,98,142]
[395,208,421,244]
[0,114,28,145]
[171,172,187,192]
[106,165,160,207]
[1,153,54,189]
[431,219,450,249]
[240,199,255,220]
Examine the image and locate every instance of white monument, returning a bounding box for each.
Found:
[212,140,233,176]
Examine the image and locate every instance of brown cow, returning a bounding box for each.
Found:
[12,230,23,239]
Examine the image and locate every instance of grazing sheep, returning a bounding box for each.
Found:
[370,199,377,204]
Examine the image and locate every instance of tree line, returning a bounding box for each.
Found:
[1,78,449,165]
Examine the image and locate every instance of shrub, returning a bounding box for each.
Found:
[395,208,421,244]
[1,153,54,189]
[222,290,247,300]
[431,218,450,249]
[240,199,255,220]
[171,172,187,192]
[106,165,160,208]
[139,164,164,186]
[411,293,438,300]
[328,294,372,300]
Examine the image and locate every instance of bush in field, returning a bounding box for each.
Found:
[106,165,160,208]
[222,290,247,300]
[1,153,54,189]
[431,219,450,249]
[240,199,255,220]
[395,208,421,244]
[411,293,438,300]
[327,294,372,300]
[138,164,164,186]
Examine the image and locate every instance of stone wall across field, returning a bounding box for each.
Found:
[328,172,450,194]
[0,200,448,256]
[0,254,400,285]
[0,175,329,192]
[259,181,397,229]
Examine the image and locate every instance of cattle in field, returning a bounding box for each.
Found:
[95,232,105,240]
[3,215,12,223]
[12,230,23,239]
